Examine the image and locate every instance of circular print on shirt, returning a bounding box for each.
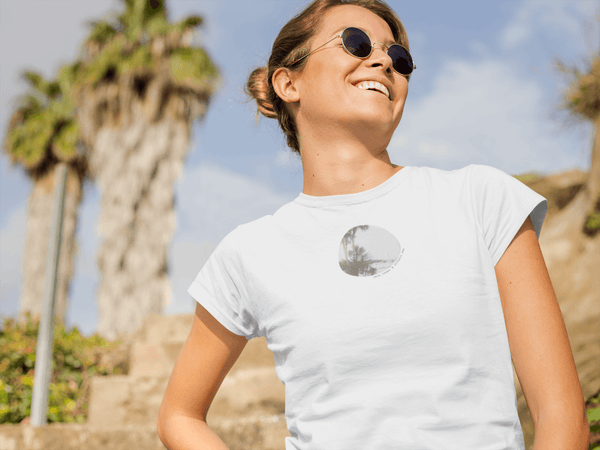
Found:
[338,225,402,277]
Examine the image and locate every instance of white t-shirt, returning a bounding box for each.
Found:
[188,164,548,450]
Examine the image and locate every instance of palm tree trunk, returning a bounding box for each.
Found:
[19,164,82,323]
[90,106,191,340]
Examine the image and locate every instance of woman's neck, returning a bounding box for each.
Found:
[299,137,403,197]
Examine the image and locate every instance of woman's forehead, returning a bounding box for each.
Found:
[318,5,394,42]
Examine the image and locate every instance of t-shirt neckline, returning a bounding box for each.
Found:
[294,166,413,208]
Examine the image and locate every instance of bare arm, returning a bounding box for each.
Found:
[495,216,590,449]
[157,302,249,450]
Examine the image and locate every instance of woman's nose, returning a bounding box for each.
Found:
[368,43,393,73]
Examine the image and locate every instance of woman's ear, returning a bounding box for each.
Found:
[272,68,301,104]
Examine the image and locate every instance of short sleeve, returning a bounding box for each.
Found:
[187,228,260,340]
[469,164,548,267]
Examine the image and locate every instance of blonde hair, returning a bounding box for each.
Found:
[245,0,410,154]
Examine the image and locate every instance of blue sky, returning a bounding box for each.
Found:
[0,0,597,336]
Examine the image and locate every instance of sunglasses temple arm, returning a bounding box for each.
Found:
[291,35,341,66]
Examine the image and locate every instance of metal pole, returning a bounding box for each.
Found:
[30,162,68,427]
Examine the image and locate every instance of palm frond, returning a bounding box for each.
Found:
[87,20,118,44]
[18,94,44,118]
[52,121,79,159]
[556,54,600,121]
[169,47,218,87]
[143,0,166,23]
[22,71,48,95]
[6,111,54,167]
[145,15,170,37]
[46,80,61,99]
[176,15,203,31]
[121,46,154,73]
[81,36,127,86]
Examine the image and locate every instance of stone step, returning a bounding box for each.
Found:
[128,331,276,378]
[87,375,171,427]
[208,367,286,417]
[132,313,194,345]
[88,363,285,427]
[129,340,185,377]
[0,419,290,450]
[0,424,165,450]
[210,413,290,450]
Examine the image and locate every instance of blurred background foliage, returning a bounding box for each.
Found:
[0,313,126,424]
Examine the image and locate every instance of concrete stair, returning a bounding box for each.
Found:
[85,313,290,450]
[0,313,290,450]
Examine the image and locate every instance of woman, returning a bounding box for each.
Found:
[157,1,589,449]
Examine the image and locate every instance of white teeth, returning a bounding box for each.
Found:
[354,81,390,99]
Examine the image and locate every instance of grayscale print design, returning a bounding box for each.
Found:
[339,225,403,277]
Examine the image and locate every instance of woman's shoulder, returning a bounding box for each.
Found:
[406,164,477,187]
[223,201,295,244]
[413,163,498,176]
[411,164,512,186]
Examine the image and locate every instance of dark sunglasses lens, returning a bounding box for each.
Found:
[388,45,413,75]
[342,28,371,58]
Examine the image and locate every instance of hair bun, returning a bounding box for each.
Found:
[246,67,277,119]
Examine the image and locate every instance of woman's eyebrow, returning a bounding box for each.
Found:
[330,25,347,37]
[329,25,396,46]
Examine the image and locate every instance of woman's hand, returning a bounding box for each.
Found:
[495,216,590,449]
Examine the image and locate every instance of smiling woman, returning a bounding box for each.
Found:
[157,1,590,449]
[245,0,411,158]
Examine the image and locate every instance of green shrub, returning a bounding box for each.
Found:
[0,313,125,424]
[583,193,600,236]
[588,389,600,449]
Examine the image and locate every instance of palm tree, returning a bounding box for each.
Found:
[72,0,219,339]
[3,65,89,323]
[554,26,600,235]
[341,225,370,260]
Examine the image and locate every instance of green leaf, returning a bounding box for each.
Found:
[57,64,78,96]
[82,36,126,85]
[25,354,35,368]
[46,81,61,99]
[22,71,47,94]
[121,45,154,73]
[87,20,118,44]
[145,15,169,36]
[7,111,54,167]
[177,15,203,30]
[0,381,8,405]
[588,406,600,422]
[49,97,74,122]
[585,211,600,231]
[17,94,44,119]
[169,47,218,86]
[53,121,79,158]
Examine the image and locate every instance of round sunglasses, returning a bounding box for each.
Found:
[291,27,416,76]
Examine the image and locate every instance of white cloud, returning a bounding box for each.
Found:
[0,204,26,316]
[390,57,577,175]
[499,0,597,50]
[176,161,295,244]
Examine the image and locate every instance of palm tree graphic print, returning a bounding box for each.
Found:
[338,225,403,277]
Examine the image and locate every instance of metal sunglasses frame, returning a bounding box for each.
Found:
[290,26,416,75]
